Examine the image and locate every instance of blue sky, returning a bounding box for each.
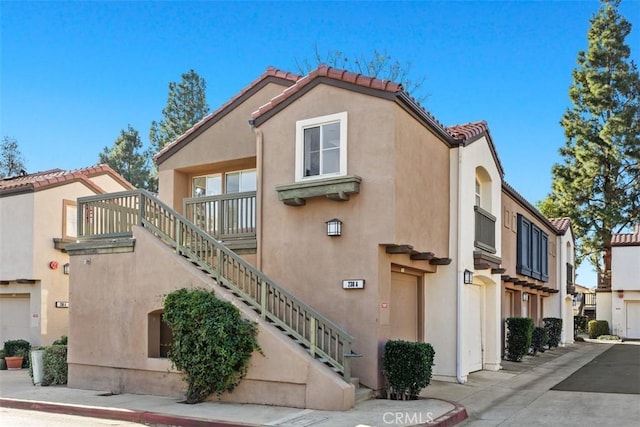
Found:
[2,0,639,286]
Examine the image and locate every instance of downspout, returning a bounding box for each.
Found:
[456,142,467,384]
[558,234,566,345]
[249,120,263,270]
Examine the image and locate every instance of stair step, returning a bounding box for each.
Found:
[355,386,374,404]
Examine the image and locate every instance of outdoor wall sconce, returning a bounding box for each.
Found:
[463,269,474,284]
[63,263,70,275]
[326,218,342,237]
[522,292,529,302]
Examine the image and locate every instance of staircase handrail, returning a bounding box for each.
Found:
[77,189,355,379]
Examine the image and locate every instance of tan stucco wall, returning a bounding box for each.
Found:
[256,85,454,390]
[0,176,132,345]
[157,82,289,210]
[68,226,353,410]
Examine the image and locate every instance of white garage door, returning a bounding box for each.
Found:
[626,301,640,339]
[467,284,483,372]
[0,294,31,344]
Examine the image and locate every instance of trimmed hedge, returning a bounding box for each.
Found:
[531,327,548,355]
[506,317,534,362]
[383,340,435,400]
[588,320,610,339]
[42,345,68,385]
[543,318,562,348]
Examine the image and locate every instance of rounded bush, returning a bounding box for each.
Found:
[383,340,435,400]
[588,320,610,339]
[506,317,534,361]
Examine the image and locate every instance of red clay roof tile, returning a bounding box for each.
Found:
[447,121,489,141]
[612,227,640,246]
[549,217,571,234]
[0,164,133,195]
[251,64,403,121]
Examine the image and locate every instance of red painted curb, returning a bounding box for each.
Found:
[0,398,256,427]
[428,402,468,427]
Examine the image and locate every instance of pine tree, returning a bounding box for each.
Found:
[0,136,26,178]
[99,125,150,190]
[148,69,210,192]
[539,0,640,286]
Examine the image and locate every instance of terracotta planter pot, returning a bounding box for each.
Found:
[5,356,24,370]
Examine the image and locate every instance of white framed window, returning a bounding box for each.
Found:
[295,112,347,181]
[475,178,481,207]
[226,169,256,193]
[193,174,221,197]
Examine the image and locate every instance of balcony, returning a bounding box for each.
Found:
[184,191,256,249]
[473,206,501,270]
[566,263,575,295]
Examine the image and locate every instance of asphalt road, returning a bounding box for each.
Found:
[552,344,640,394]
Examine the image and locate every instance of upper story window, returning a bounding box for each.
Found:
[517,214,549,282]
[192,169,256,197]
[226,169,256,193]
[295,112,348,182]
[475,179,481,207]
[193,174,221,197]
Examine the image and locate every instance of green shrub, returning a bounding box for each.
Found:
[0,349,6,370]
[574,315,588,336]
[588,320,610,339]
[597,335,620,341]
[383,340,435,400]
[52,335,68,345]
[163,288,261,404]
[531,327,548,355]
[3,339,30,368]
[42,345,68,385]
[543,318,562,348]
[505,317,534,362]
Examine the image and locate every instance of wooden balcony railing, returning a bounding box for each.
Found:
[474,206,496,253]
[77,190,355,381]
[183,192,256,241]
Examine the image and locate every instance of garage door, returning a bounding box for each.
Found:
[0,294,31,344]
[390,272,420,342]
[626,301,640,339]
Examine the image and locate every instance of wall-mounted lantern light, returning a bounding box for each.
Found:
[522,292,529,302]
[463,269,473,284]
[63,263,70,275]
[326,218,342,237]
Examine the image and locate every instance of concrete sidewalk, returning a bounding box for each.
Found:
[0,341,618,427]
[0,369,465,427]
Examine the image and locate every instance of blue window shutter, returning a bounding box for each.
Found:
[541,232,549,282]
[532,225,541,280]
[517,215,532,276]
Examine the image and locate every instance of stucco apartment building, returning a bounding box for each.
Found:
[66,66,575,410]
[0,165,134,346]
[596,226,640,338]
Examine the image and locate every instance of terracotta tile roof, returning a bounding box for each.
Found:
[447,121,489,141]
[549,217,571,234]
[155,66,301,164]
[611,226,640,246]
[251,64,403,120]
[0,164,133,196]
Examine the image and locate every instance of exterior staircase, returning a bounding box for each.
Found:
[77,189,361,385]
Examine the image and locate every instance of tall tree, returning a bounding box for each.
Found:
[295,46,428,102]
[149,69,210,153]
[148,69,210,192]
[0,136,26,178]
[99,125,150,189]
[539,0,640,286]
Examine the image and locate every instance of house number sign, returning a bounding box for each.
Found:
[342,279,365,289]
